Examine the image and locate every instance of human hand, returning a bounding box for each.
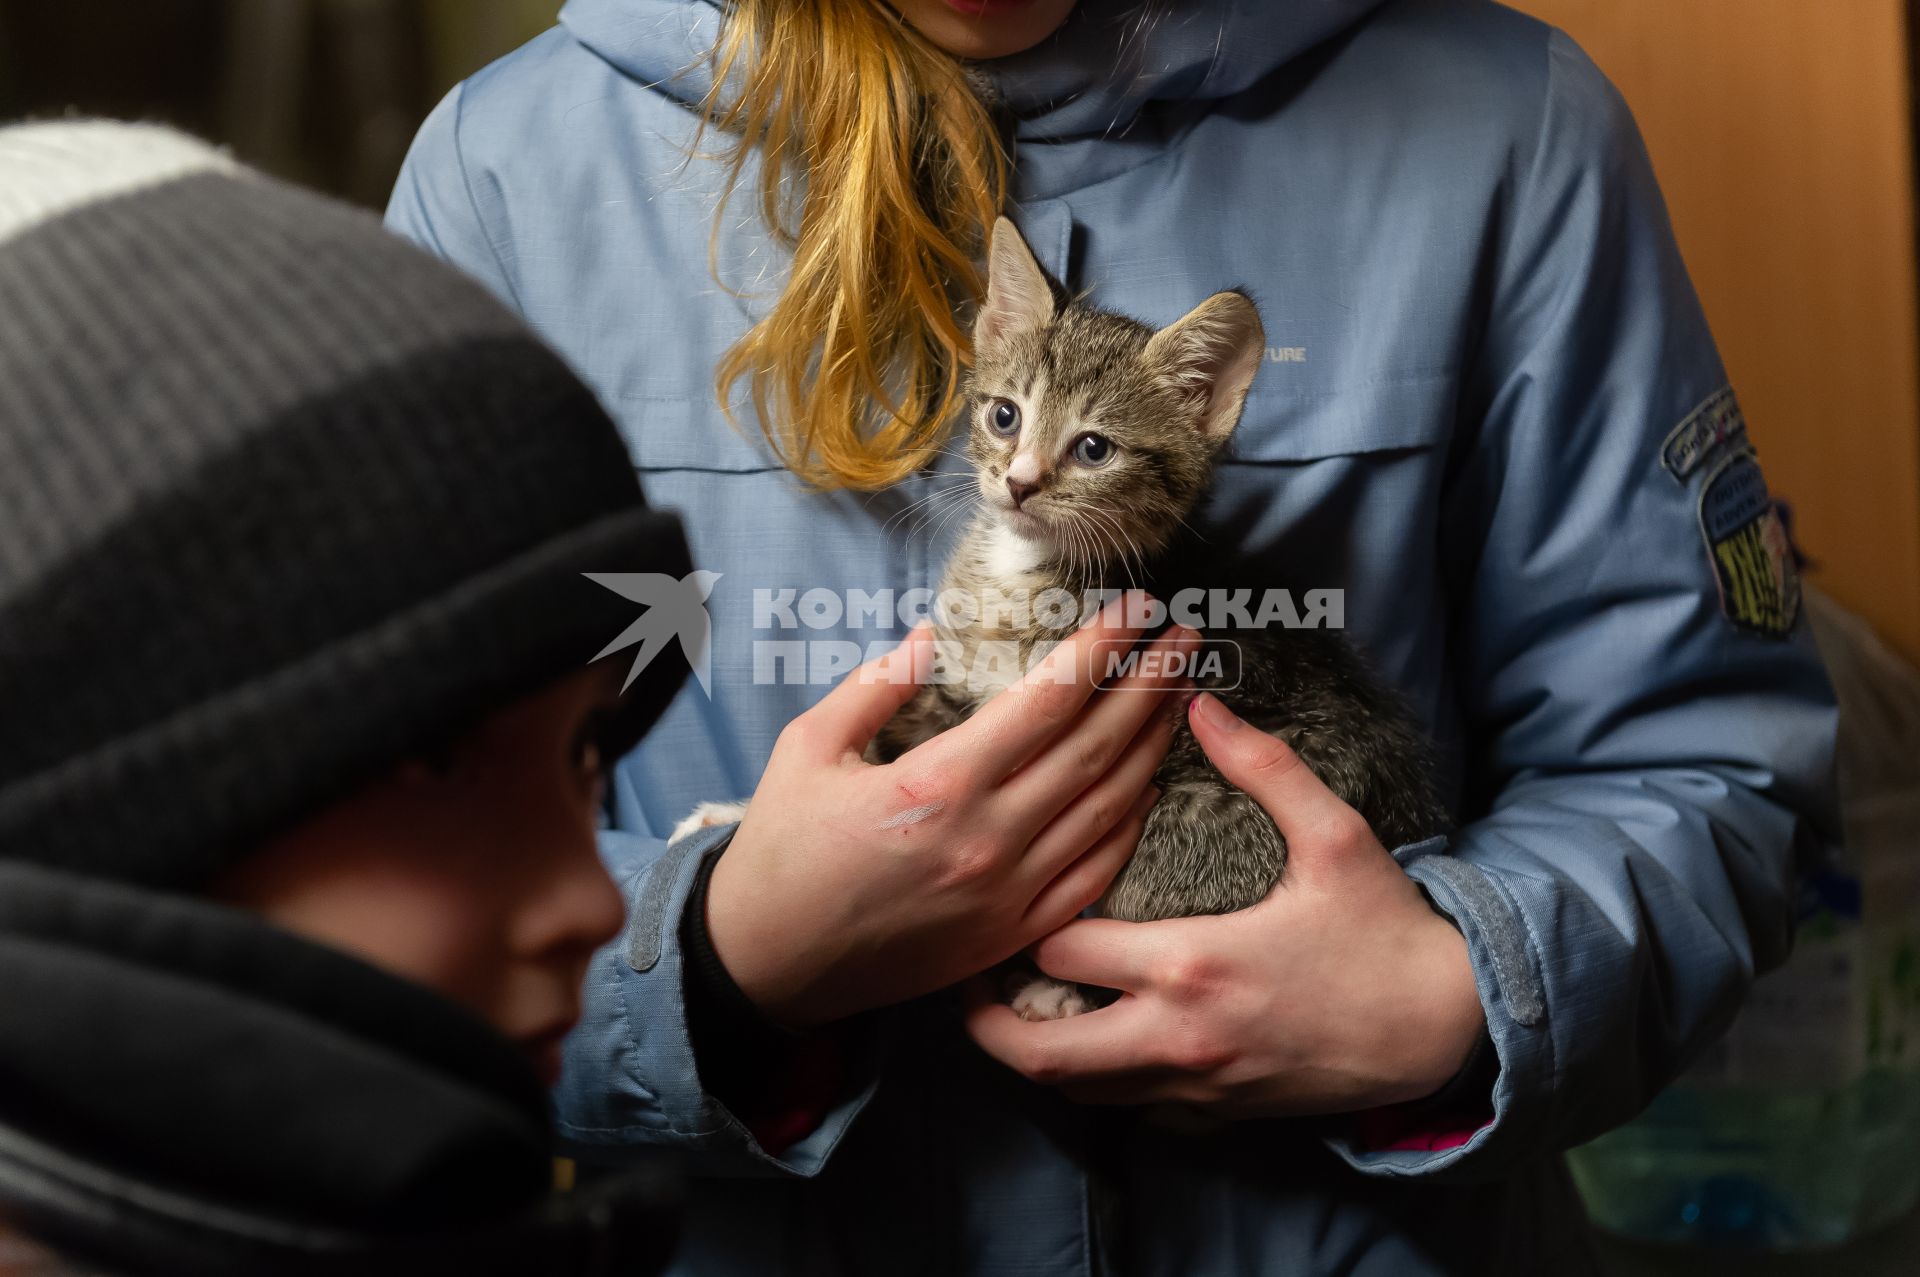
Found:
[964,691,1484,1117]
[705,596,1198,1029]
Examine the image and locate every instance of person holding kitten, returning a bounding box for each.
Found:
[0,121,688,1275]
[388,1,1838,1273]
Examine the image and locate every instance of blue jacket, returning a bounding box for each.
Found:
[388,1,1838,1271]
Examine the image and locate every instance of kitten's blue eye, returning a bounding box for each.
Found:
[988,399,1020,437]
[1072,433,1116,467]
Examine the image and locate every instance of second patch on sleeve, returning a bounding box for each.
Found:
[1698,448,1800,637]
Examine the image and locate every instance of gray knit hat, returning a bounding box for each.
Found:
[0,120,693,888]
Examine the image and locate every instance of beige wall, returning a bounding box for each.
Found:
[1512,0,1920,663]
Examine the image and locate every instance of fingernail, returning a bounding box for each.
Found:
[1171,625,1201,654]
[1190,691,1240,731]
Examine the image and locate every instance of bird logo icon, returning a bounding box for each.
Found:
[583,570,723,695]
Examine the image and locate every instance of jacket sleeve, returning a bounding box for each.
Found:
[1328,30,1839,1179]
[385,98,884,1177]
[549,824,885,1177]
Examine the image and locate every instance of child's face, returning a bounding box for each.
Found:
[211,667,630,1085]
[885,0,1080,59]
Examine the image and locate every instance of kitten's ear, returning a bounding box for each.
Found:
[976,216,1056,351]
[1143,290,1266,444]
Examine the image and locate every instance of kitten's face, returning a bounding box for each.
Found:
[965,311,1205,562]
[964,218,1265,575]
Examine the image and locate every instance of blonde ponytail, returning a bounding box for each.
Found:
[694,0,1008,491]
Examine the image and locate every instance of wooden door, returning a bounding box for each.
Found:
[1510,0,1920,662]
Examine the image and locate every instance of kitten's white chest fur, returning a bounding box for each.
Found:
[939,518,1060,700]
[980,521,1046,584]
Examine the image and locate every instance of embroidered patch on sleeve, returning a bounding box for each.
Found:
[1658,384,1751,478]
[1698,448,1800,636]
[1662,386,1747,481]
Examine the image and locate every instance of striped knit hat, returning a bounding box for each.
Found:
[0,120,693,888]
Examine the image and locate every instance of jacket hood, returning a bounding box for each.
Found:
[557,0,1392,139]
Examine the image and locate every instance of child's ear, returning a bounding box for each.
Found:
[1143,289,1266,444]
[975,215,1057,353]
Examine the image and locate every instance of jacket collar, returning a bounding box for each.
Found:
[0,862,675,1275]
[558,0,1391,141]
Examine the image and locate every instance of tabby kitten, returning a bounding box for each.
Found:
[867,218,1450,1018]
[675,219,1450,1019]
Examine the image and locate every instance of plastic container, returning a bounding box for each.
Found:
[1570,590,1920,1249]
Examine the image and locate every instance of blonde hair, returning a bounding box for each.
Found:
[694,0,1009,492]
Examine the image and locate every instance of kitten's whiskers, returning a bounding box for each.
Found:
[880,479,978,539]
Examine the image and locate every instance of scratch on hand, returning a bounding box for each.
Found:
[878,800,946,831]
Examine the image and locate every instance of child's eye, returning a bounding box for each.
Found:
[572,707,616,786]
[1071,433,1116,467]
[988,398,1021,437]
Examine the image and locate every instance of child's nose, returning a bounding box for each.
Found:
[521,846,626,959]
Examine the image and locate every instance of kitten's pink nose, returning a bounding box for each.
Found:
[1007,476,1038,508]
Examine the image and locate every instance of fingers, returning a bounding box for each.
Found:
[1015,695,1170,893]
[1185,693,1360,859]
[997,625,1195,827]
[1021,785,1159,933]
[936,592,1158,785]
[963,980,1159,1084]
[802,623,936,758]
[1026,917,1165,992]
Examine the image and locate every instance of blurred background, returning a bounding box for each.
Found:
[4,1,1919,1273]
[0,0,553,207]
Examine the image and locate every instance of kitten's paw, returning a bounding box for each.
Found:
[669,801,749,846]
[1007,975,1095,1022]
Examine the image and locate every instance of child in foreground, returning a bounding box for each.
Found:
[0,120,690,1276]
